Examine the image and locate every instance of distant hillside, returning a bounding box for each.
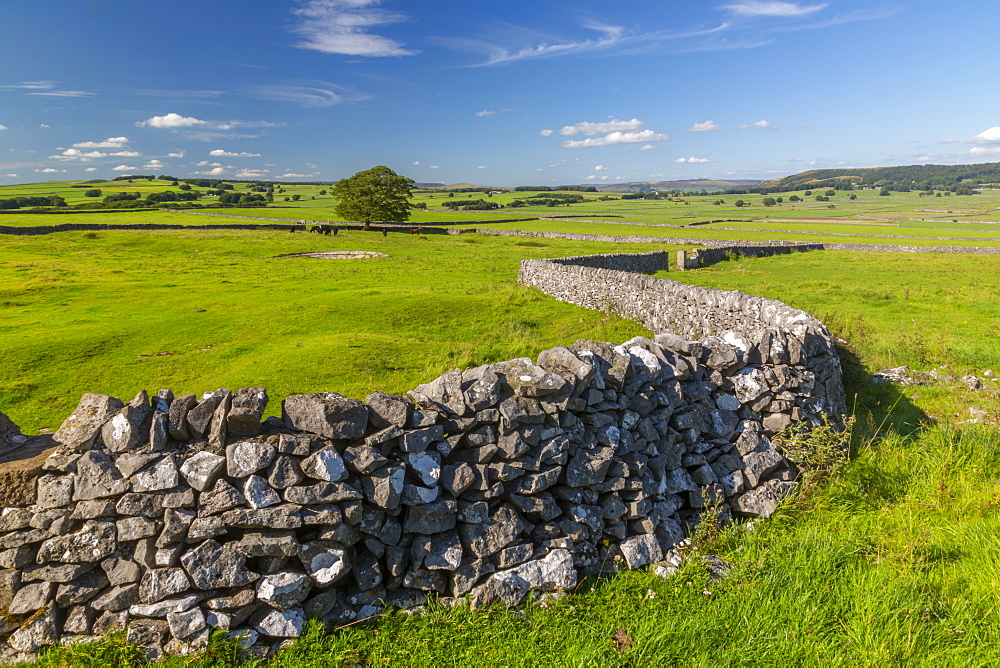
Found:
[757,162,1000,192]
[594,179,760,193]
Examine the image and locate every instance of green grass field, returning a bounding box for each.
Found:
[5,180,1000,665]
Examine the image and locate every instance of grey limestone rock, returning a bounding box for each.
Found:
[186,389,229,439]
[101,390,152,453]
[565,446,615,488]
[256,571,312,610]
[199,478,245,515]
[365,392,412,430]
[167,606,207,640]
[299,543,352,585]
[300,446,348,482]
[89,583,139,612]
[54,393,124,451]
[6,608,59,652]
[181,539,260,590]
[409,369,466,416]
[342,445,387,474]
[282,392,368,439]
[73,450,129,501]
[167,394,197,441]
[731,479,795,518]
[404,499,457,535]
[243,475,281,509]
[133,456,179,493]
[8,581,55,615]
[139,568,192,603]
[618,534,663,570]
[179,451,226,491]
[461,365,501,412]
[36,474,74,509]
[226,440,276,478]
[459,507,527,559]
[494,359,567,398]
[36,519,117,563]
[227,387,268,437]
[252,607,305,638]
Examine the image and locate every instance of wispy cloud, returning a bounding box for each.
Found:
[0,81,57,91]
[675,156,711,163]
[720,2,827,17]
[561,129,670,149]
[560,118,644,136]
[111,165,137,172]
[475,108,514,117]
[209,149,262,158]
[0,124,7,131]
[236,169,270,178]
[242,82,370,107]
[290,0,417,57]
[688,120,720,132]
[137,113,207,129]
[136,113,281,141]
[738,119,776,130]
[73,137,129,148]
[0,81,96,97]
[452,21,729,66]
[35,167,66,173]
[546,118,670,149]
[194,166,227,176]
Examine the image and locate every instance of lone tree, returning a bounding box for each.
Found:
[332,165,414,230]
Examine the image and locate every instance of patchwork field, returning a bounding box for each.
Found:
[4,181,1000,665]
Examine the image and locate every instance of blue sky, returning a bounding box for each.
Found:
[2,0,999,187]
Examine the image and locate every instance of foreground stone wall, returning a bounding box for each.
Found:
[0,251,846,659]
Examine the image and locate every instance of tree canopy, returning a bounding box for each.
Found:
[332,165,414,228]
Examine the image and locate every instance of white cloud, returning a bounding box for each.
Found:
[35,168,66,173]
[688,120,720,132]
[721,1,827,17]
[6,173,18,177]
[477,165,486,169]
[27,90,94,98]
[84,167,97,172]
[111,165,137,171]
[638,144,656,151]
[559,129,670,149]
[73,136,128,148]
[475,110,496,117]
[937,139,957,145]
[738,119,775,130]
[970,127,1000,144]
[585,175,596,181]
[429,165,440,169]
[0,81,56,91]
[143,159,166,170]
[209,149,262,158]
[412,161,421,165]
[675,156,711,163]
[39,124,50,128]
[138,113,207,128]
[194,167,227,176]
[167,152,185,158]
[110,150,140,157]
[0,124,7,131]
[235,169,270,178]
[243,82,368,107]
[539,129,554,136]
[560,118,644,136]
[595,165,607,171]
[278,172,309,178]
[291,0,417,57]
[971,146,1000,156]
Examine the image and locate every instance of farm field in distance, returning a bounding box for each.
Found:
[4,178,1000,665]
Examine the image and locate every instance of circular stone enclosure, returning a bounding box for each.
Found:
[276,251,390,260]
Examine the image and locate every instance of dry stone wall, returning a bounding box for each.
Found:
[0,251,846,659]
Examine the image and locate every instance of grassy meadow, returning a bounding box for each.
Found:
[3,180,1000,665]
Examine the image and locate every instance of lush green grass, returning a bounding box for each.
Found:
[7,185,1000,666]
[0,229,675,431]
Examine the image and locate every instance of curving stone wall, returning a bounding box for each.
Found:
[0,251,846,660]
